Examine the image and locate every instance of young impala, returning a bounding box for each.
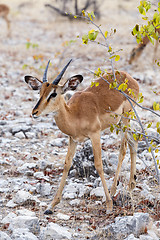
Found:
[25,59,139,214]
[129,28,160,64]
[0,4,10,37]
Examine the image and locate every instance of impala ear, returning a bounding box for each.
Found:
[62,75,83,93]
[24,75,42,90]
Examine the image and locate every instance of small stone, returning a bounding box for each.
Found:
[69,199,81,206]
[11,228,39,240]
[15,131,25,139]
[9,216,40,234]
[34,171,44,179]
[0,231,12,240]
[90,187,105,198]
[40,222,72,239]
[36,182,52,196]
[6,200,17,208]
[16,208,36,217]
[57,213,70,220]
[13,190,36,205]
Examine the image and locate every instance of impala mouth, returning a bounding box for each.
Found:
[32,111,38,118]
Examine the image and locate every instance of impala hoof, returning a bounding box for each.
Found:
[44,209,53,215]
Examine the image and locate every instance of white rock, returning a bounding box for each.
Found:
[2,212,17,224]
[0,187,9,193]
[11,228,39,240]
[17,162,37,173]
[36,182,52,196]
[0,179,8,188]
[7,216,40,234]
[141,189,155,202]
[13,190,35,205]
[69,199,81,206]
[16,208,36,217]
[12,190,40,205]
[63,183,78,199]
[34,171,45,179]
[40,222,72,240]
[57,213,70,220]
[15,131,25,139]
[6,200,17,208]
[104,212,150,239]
[39,201,47,207]
[50,138,65,147]
[90,187,105,198]
[124,234,139,240]
[147,229,159,240]
[0,231,12,240]
[140,234,157,240]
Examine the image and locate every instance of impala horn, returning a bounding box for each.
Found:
[52,59,72,85]
[43,60,50,83]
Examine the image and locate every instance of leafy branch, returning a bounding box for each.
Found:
[77,10,160,183]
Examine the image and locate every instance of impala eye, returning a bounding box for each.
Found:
[50,92,57,98]
[47,92,57,102]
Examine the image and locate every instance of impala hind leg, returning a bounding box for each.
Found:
[110,132,128,196]
[128,134,138,191]
[44,137,77,214]
[90,132,113,212]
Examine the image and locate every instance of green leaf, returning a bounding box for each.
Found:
[88,30,99,41]
[90,11,95,19]
[138,5,146,15]
[115,55,120,61]
[22,64,28,69]
[110,124,114,133]
[133,133,138,141]
[82,10,85,16]
[157,127,160,134]
[82,34,88,44]
[91,81,99,87]
[153,101,159,111]
[133,24,139,35]
[156,122,160,128]
[25,41,31,49]
[148,24,155,33]
[108,46,112,53]
[147,122,152,128]
[105,31,108,38]
[109,55,116,59]
[148,147,151,153]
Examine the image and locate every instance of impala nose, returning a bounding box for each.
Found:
[32,110,38,118]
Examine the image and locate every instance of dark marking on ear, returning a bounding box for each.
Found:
[68,75,83,90]
[24,75,42,90]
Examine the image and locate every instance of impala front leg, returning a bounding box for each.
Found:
[44,137,77,214]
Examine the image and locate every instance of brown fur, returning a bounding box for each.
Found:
[0,4,10,36]
[129,29,160,64]
[25,70,139,214]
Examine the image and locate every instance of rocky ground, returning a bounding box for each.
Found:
[0,0,160,239]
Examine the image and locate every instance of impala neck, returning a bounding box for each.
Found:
[54,96,72,136]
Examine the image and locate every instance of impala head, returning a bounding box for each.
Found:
[25,59,83,117]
